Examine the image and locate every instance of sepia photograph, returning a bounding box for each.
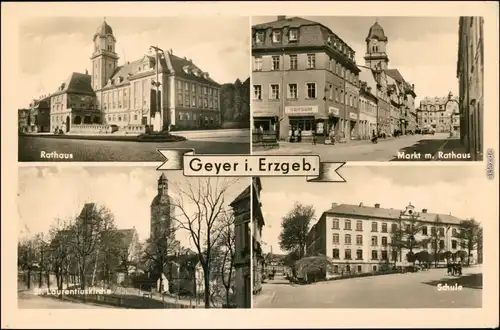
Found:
[253,166,485,308]
[17,16,251,161]
[17,166,251,309]
[251,16,484,161]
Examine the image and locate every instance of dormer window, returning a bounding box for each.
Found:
[272,30,282,43]
[255,31,264,43]
[143,63,149,70]
[289,29,298,41]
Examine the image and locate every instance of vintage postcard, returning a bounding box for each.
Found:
[17,166,251,309]
[16,16,250,161]
[251,16,484,162]
[253,165,487,309]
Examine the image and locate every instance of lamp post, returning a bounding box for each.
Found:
[445,91,459,137]
[150,45,165,132]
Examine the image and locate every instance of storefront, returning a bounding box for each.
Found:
[285,105,318,140]
[326,106,341,135]
[253,116,276,131]
[348,112,358,140]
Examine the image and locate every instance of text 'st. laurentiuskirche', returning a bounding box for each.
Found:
[150,173,175,240]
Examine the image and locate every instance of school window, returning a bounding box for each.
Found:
[381,223,387,233]
[272,56,280,71]
[306,83,316,99]
[307,54,316,69]
[357,265,362,272]
[422,226,428,235]
[272,30,282,43]
[371,250,378,260]
[356,235,362,245]
[254,57,262,71]
[255,31,264,43]
[452,240,457,249]
[289,55,297,70]
[431,226,436,235]
[439,240,445,249]
[287,84,298,99]
[356,249,363,260]
[344,219,351,230]
[345,234,351,244]
[332,218,340,230]
[253,85,262,100]
[332,233,340,244]
[452,228,457,236]
[289,29,298,41]
[344,249,352,260]
[371,222,378,232]
[269,84,280,100]
[381,251,388,260]
[381,237,388,246]
[356,221,363,231]
[332,248,340,259]
[439,228,445,236]
[371,236,378,246]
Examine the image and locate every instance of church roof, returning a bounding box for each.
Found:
[95,20,113,37]
[52,72,95,97]
[366,21,388,42]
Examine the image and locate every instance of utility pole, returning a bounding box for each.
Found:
[150,45,165,132]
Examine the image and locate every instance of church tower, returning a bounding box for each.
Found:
[90,18,119,91]
[150,173,175,240]
[364,21,389,71]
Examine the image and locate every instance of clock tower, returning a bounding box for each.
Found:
[91,18,119,91]
[150,173,175,240]
[364,21,389,71]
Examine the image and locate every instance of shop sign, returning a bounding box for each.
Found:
[285,105,318,114]
[349,112,358,120]
[328,107,340,116]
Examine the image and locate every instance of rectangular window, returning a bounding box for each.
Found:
[332,248,340,259]
[272,30,282,43]
[345,249,352,260]
[306,83,316,99]
[439,228,445,237]
[431,227,436,235]
[452,240,457,249]
[289,55,297,70]
[255,31,264,43]
[371,236,378,246]
[332,218,340,230]
[381,223,387,233]
[439,240,445,249]
[335,88,339,102]
[371,222,378,232]
[391,223,398,232]
[356,221,362,231]
[344,219,351,230]
[356,235,362,245]
[381,251,388,260]
[253,85,262,100]
[356,249,363,260]
[345,234,351,245]
[332,233,340,244]
[289,29,298,41]
[269,84,280,100]
[254,57,262,71]
[287,83,297,99]
[381,237,388,246]
[307,54,316,69]
[272,56,280,71]
[371,250,378,260]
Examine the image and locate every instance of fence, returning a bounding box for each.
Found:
[70,124,114,134]
[252,129,278,148]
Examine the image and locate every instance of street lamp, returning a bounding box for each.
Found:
[150,45,166,132]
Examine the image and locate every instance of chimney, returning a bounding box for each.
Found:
[331,202,338,208]
[359,202,363,207]
[169,48,173,55]
[85,69,88,75]
[422,209,428,213]
[374,203,380,208]
[277,15,286,21]
[412,84,415,91]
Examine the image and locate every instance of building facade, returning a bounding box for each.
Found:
[91,20,221,132]
[252,16,360,142]
[306,202,477,275]
[457,16,484,161]
[417,95,459,133]
[29,95,51,133]
[150,173,176,240]
[18,108,30,133]
[358,81,378,140]
[49,72,99,133]
[251,177,265,294]
[230,184,252,308]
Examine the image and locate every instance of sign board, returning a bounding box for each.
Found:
[328,107,340,116]
[349,112,358,120]
[285,105,318,115]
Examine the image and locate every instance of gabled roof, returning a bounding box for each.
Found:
[230,185,250,207]
[323,203,464,225]
[112,228,137,250]
[384,69,406,84]
[253,16,319,29]
[168,53,220,86]
[52,72,95,97]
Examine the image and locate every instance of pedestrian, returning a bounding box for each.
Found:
[297,127,302,143]
[312,133,317,145]
[328,127,336,145]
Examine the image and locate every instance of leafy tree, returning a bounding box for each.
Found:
[428,215,444,267]
[456,218,482,266]
[390,211,427,265]
[17,238,37,290]
[278,203,315,259]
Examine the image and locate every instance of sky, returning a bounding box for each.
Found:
[259,165,488,255]
[252,16,460,105]
[18,166,248,250]
[18,16,250,108]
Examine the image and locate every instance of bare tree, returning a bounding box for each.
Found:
[172,177,238,308]
[429,215,444,267]
[456,218,482,266]
[217,211,236,306]
[47,218,73,296]
[18,237,37,290]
